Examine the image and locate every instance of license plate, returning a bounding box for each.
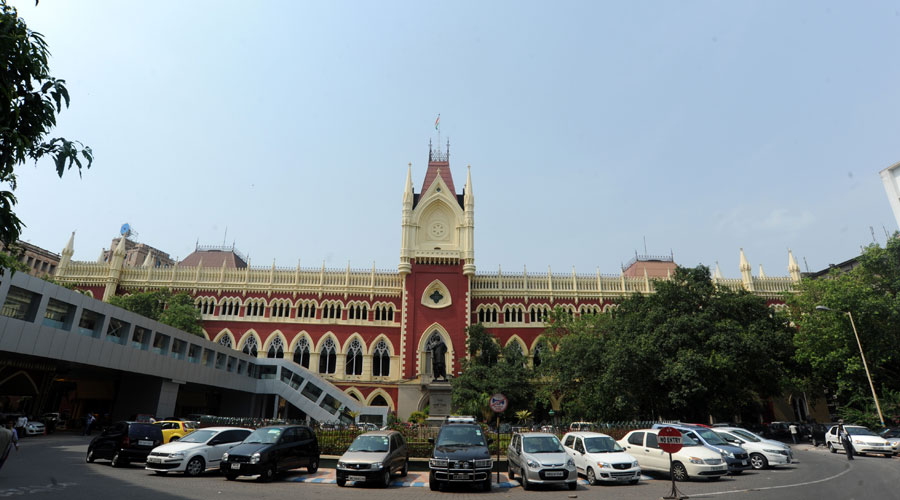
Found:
[712,466,725,471]
[231,463,241,470]
[452,473,469,480]
[347,475,366,482]
[147,457,160,463]
[741,460,747,466]
[545,471,564,477]
[138,440,153,446]
[616,476,629,481]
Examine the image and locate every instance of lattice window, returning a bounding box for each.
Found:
[319,338,336,374]
[345,339,363,375]
[241,335,258,357]
[218,334,233,349]
[373,340,390,377]
[293,337,310,368]
[298,301,317,319]
[267,336,285,359]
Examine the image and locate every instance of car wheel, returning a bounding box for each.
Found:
[308,458,319,474]
[521,471,530,490]
[828,443,837,454]
[170,436,179,442]
[429,472,440,491]
[750,453,768,470]
[381,470,391,488]
[336,477,346,487]
[672,462,689,482]
[259,463,276,482]
[185,456,205,477]
[86,449,95,463]
[482,478,491,492]
[400,459,408,477]
[111,452,126,468]
[225,474,237,481]
[586,467,597,486]
[508,464,515,480]
[569,481,578,490]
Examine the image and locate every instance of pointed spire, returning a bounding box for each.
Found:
[714,261,723,279]
[142,251,154,268]
[403,162,413,205]
[739,248,750,272]
[62,231,75,257]
[739,248,753,291]
[114,235,128,258]
[758,264,767,278]
[57,231,76,275]
[788,248,801,282]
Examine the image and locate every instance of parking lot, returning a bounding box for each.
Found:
[1,433,898,500]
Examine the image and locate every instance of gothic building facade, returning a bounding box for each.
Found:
[54,143,802,420]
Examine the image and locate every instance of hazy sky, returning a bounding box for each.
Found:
[9,1,900,277]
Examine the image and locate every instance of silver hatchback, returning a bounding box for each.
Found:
[507,432,577,490]
[336,431,409,487]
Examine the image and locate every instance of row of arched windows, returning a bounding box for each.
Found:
[196,296,397,322]
[474,304,613,324]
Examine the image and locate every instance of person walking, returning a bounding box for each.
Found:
[839,423,854,460]
[789,423,799,444]
[83,413,95,436]
[0,421,19,472]
[14,415,26,439]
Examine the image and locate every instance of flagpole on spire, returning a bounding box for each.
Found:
[435,113,441,150]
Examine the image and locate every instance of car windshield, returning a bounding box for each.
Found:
[731,429,761,442]
[348,435,390,452]
[523,436,564,453]
[694,428,728,445]
[584,436,623,453]
[179,430,217,443]
[847,427,876,436]
[882,429,899,438]
[437,426,487,447]
[680,433,700,446]
[243,428,282,444]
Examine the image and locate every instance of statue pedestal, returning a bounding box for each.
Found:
[425,380,452,427]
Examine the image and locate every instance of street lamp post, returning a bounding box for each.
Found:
[815,305,886,427]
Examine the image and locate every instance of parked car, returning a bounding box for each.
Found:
[826,425,893,457]
[619,429,727,482]
[713,428,793,470]
[220,425,320,482]
[336,430,408,487]
[561,431,640,485]
[428,419,493,491]
[568,422,595,432]
[506,432,574,490]
[155,420,196,443]
[879,428,900,455]
[652,424,750,474]
[86,421,165,467]
[24,420,45,436]
[145,427,251,476]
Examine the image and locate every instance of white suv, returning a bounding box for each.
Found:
[825,425,893,457]
[562,431,640,485]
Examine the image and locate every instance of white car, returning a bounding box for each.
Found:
[24,421,45,436]
[145,427,252,476]
[562,431,640,485]
[713,428,793,469]
[825,425,893,457]
[619,429,727,482]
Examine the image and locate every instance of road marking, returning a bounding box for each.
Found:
[688,464,852,497]
[0,482,77,497]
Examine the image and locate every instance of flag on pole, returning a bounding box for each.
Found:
[435,114,440,131]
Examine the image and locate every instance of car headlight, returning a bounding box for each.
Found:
[853,440,863,445]
[597,461,611,468]
[721,450,734,459]
[337,461,347,468]
[371,462,384,470]
[689,457,704,464]
[168,453,184,459]
[632,461,640,468]
[430,458,449,468]
[250,452,261,464]
[566,458,575,468]
[222,452,229,461]
[526,459,540,469]
[475,459,493,468]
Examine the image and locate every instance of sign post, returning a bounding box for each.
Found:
[489,393,508,485]
[658,426,687,500]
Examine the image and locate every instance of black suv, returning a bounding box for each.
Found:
[219,425,319,482]
[86,421,164,467]
[428,419,493,491]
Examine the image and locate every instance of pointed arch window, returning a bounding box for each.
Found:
[242,335,258,357]
[533,341,546,369]
[370,394,388,407]
[373,340,390,377]
[345,339,363,376]
[319,338,336,374]
[267,336,285,358]
[293,337,310,369]
[218,334,233,349]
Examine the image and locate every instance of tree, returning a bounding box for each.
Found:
[109,290,204,337]
[785,237,900,422]
[539,266,796,422]
[0,1,92,273]
[515,409,532,425]
[451,323,535,422]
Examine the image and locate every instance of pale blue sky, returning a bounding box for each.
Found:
[9,0,900,277]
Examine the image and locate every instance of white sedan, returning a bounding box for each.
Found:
[825,425,893,457]
[145,427,251,476]
[713,428,793,469]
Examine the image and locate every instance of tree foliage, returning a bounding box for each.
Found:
[109,289,204,337]
[0,1,92,256]
[539,266,796,422]
[451,323,534,422]
[785,237,900,422]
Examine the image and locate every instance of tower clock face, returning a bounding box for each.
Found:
[429,221,447,239]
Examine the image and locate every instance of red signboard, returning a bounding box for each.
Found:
[658,427,683,454]
[489,393,508,413]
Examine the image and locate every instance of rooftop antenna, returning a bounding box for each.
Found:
[643,236,647,255]
[435,113,441,153]
[223,226,228,247]
[803,256,810,273]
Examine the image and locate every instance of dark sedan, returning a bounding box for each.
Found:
[219,425,319,482]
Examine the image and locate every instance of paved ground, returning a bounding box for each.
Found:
[1,434,897,499]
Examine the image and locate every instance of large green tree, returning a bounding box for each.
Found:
[109,290,204,337]
[539,266,796,422]
[786,237,900,423]
[451,323,535,422]
[0,1,92,271]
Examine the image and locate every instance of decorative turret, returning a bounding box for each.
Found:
[142,250,154,268]
[57,231,75,276]
[462,164,475,276]
[739,248,753,291]
[399,162,414,275]
[103,235,128,301]
[788,249,801,282]
[758,264,766,279]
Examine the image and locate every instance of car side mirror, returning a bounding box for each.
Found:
[428,437,435,444]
